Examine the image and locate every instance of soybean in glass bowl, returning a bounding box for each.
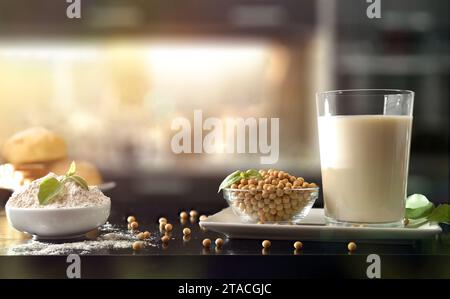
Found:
[223,187,319,224]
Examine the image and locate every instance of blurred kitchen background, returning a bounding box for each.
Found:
[0,0,447,212]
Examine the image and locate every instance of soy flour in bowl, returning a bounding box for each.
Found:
[6,173,111,238]
[7,173,110,209]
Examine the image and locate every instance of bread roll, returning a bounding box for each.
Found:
[13,163,50,181]
[49,159,103,186]
[2,127,67,164]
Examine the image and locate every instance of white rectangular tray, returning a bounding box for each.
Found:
[200,208,442,241]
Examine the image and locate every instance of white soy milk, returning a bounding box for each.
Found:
[318,115,413,223]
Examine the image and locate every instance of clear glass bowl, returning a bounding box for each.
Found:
[223,187,319,224]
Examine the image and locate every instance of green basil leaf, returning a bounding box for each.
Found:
[218,170,242,192]
[243,169,262,179]
[427,204,450,224]
[251,173,263,180]
[406,194,431,209]
[405,194,435,219]
[66,161,76,176]
[38,177,64,205]
[245,169,258,176]
[66,175,89,190]
[405,217,430,228]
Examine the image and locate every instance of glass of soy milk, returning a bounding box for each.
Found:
[316,89,414,226]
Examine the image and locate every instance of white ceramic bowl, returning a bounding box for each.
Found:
[5,201,111,239]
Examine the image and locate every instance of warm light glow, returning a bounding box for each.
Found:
[146,42,272,84]
[0,39,291,170]
[0,44,99,60]
[142,41,278,116]
[0,164,25,190]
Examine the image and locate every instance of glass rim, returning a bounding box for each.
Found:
[316,89,414,97]
[223,187,320,192]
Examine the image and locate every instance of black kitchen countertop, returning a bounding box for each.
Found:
[0,181,449,278]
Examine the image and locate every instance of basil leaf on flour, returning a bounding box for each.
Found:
[66,161,76,176]
[38,177,64,205]
[65,175,89,191]
[38,161,91,205]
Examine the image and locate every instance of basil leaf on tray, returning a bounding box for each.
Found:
[428,205,450,224]
[38,177,64,205]
[405,193,450,225]
[405,194,435,219]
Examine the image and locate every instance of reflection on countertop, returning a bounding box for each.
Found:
[0,211,32,252]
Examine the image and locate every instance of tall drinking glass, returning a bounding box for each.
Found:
[316,89,414,226]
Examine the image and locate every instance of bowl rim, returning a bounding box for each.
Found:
[5,200,111,211]
[223,187,320,192]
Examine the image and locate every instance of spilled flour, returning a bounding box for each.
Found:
[8,223,157,255]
